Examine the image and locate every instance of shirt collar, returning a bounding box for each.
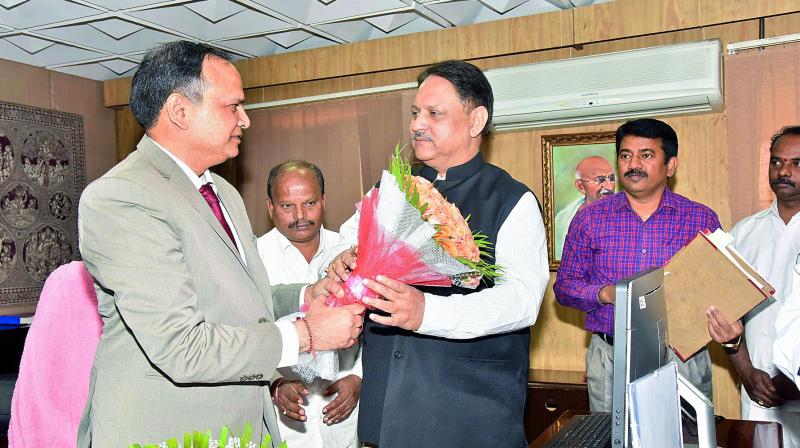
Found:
[614,186,679,213]
[766,200,781,220]
[417,151,484,182]
[274,226,327,256]
[151,139,215,191]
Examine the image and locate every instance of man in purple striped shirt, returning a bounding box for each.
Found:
[554,118,720,411]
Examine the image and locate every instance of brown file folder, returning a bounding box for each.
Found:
[664,230,774,361]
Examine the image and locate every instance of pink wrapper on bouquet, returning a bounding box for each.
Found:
[327,170,481,308]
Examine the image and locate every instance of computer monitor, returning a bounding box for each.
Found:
[609,266,717,448]
[611,266,671,447]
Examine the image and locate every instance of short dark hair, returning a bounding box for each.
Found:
[417,60,494,135]
[769,125,800,152]
[130,40,232,130]
[267,161,325,201]
[615,118,678,164]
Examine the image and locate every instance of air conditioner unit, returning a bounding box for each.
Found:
[487,40,723,131]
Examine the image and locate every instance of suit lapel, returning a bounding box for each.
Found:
[213,178,270,297]
[137,137,254,280]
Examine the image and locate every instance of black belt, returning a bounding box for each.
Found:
[595,333,614,346]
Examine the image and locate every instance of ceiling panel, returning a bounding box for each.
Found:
[0,0,606,81]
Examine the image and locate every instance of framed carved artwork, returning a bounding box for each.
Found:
[0,101,85,315]
[542,131,616,270]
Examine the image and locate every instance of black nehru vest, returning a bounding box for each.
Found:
[357,152,534,448]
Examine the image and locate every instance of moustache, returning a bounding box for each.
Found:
[771,177,796,188]
[599,188,614,196]
[624,168,648,178]
[411,131,433,141]
[288,220,315,229]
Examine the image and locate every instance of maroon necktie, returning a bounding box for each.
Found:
[199,183,238,249]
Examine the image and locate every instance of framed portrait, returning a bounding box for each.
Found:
[543,131,617,270]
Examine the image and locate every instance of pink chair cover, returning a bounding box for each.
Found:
[8,261,101,448]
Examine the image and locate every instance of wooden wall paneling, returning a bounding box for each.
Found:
[354,90,416,193]
[764,11,800,37]
[244,48,574,107]
[236,45,342,90]
[449,10,573,61]
[245,77,357,105]
[50,71,118,183]
[0,59,52,109]
[485,128,589,372]
[574,0,701,44]
[702,19,760,49]
[239,101,364,236]
[700,0,800,26]
[102,1,800,109]
[104,77,132,108]
[574,28,704,57]
[114,107,143,162]
[654,112,740,418]
[472,48,572,72]
[530,277,589,372]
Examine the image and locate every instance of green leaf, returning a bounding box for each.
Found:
[218,426,230,447]
[242,422,253,446]
[261,433,273,448]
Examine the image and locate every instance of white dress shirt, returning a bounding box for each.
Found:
[554,196,584,260]
[330,190,549,339]
[776,289,800,391]
[732,201,800,447]
[257,226,361,448]
[154,142,299,368]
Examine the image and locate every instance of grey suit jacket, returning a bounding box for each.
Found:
[77,136,300,447]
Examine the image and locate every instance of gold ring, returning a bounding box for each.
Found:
[757,399,766,407]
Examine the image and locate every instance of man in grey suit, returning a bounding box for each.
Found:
[77,41,364,447]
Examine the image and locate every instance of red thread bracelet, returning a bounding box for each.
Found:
[298,316,315,358]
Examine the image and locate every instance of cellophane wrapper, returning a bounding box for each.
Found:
[288,170,481,382]
[333,169,481,307]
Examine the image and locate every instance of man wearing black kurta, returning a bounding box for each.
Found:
[327,60,549,447]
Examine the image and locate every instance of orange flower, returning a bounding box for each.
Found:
[410,176,481,263]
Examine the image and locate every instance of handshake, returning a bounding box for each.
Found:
[293,276,365,353]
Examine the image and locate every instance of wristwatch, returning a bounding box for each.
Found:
[721,335,742,353]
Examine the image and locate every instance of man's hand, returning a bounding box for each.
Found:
[773,372,800,401]
[598,285,615,305]
[362,276,425,330]
[273,379,309,422]
[740,367,784,408]
[322,374,361,425]
[325,246,358,283]
[706,306,743,344]
[301,297,364,352]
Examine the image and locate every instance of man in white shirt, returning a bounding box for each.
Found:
[553,156,616,259]
[258,161,360,448]
[728,125,800,447]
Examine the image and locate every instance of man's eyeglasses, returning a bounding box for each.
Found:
[578,174,616,185]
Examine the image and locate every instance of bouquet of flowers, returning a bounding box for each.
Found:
[289,146,501,382]
[331,145,501,306]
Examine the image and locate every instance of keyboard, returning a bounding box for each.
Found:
[544,413,612,448]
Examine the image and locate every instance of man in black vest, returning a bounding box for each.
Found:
[326,60,550,447]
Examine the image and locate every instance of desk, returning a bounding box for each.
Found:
[529,411,784,448]
[524,369,589,441]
